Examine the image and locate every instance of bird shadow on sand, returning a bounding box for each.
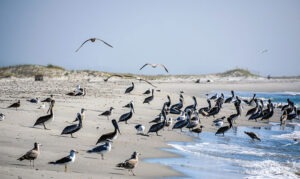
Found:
[109,172,124,176]
[136,133,149,137]
[10,163,28,167]
[83,156,98,160]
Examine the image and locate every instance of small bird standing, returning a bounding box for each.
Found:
[99,107,114,120]
[49,150,78,172]
[87,139,112,160]
[7,100,20,111]
[18,142,41,167]
[116,151,141,176]
[75,37,113,52]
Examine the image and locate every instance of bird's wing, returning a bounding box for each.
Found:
[61,124,77,134]
[136,78,157,88]
[54,156,72,164]
[159,64,169,73]
[139,63,150,70]
[75,39,91,52]
[95,38,113,48]
[91,144,108,152]
[125,158,137,167]
[104,74,123,82]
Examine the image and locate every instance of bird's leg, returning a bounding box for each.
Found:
[132,170,136,176]
[156,132,161,136]
[71,134,76,138]
[101,154,104,160]
[65,165,67,172]
[33,160,34,167]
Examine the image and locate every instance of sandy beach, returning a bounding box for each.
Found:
[0,76,299,179]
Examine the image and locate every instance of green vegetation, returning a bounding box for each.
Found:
[46,64,65,71]
[218,68,258,77]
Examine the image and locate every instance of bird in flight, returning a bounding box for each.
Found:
[75,38,113,52]
[139,63,169,73]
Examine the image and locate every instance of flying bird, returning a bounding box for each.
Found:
[75,37,113,52]
[139,63,169,73]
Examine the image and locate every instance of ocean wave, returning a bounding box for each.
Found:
[272,131,300,141]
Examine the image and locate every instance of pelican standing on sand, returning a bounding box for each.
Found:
[7,100,20,110]
[125,82,134,94]
[87,139,112,160]
[96,119,120,144]
[143,89,154,104]
[139,63,169,73]
[75,37,113,52]
[116,151,141,176]
[61,109,85,138]
[49,150,78,172]
[119,102,134,124]
[18,142,41,167]
[215,117,233,136]
[33,100,55,130]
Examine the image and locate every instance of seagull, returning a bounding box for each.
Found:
[87,139,112,160]
[18,142,41,167]
[49,150,78,172]
[7,100,20,111]
[140,63,169,73]
[116,151,141,176]
[75,37,113,52]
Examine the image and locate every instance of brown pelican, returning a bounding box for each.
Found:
[119,102,134,124]
[49,150,78,172]
[18,142,41,167]
[139,63,169,73]
[215,117,233,136]
[143,89,151,95]
[41,95,53,103]
[246,99,258,116]
[33,100,55,130]
[125,82,134,94]
[61,109,84,138]
[96,119,120,144]
[87,139,112,160]
[116,151,141,176]
[99,107,114,120]
[143,89,154,104]
[7,100,20,110]
[225,90,235,103]
[184,96,197,112]
[148,106,167,136]
[244,131,261,141]
[75,37,113,52]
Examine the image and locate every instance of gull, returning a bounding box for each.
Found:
[116,151,141,176]
[139,63,169,73]
[49,150,78,172]
[75,37,113,52]
[18,142,41,167]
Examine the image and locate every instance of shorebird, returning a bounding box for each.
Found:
[96,119,120,144]
[18,142,41,167]
[75,37,113,52]
[119,102,134,124]
[139,63,169,73]
[75,88,86,97]
[143,89,151,95]
[244,131,261,141]
[0,113,5,121]
[215,117,233,136]
[116,151,141,176]
[184,96,197,112]
[135,124,145,134]
[143,89,154,104]
[103,74,123,82]
[33,100,55,130]
[148,106,167,136]
[125,82,134,94]
[225,90,235,103]
[27,97,39,103]
[49,149,78,172]
[7,100,20,111]
[61,109,85,138]
[87,139,112,160]
[212,116,225,127]
[191,125,204,136]
[41,95,53,103]
[99,107,114,120]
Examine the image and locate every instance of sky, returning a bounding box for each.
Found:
[0,0,300,76]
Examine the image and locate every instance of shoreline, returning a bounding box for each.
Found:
[0,77,299,178]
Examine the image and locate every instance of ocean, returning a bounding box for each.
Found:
[147,92,300,179]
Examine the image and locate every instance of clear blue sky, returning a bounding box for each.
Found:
[0,0,299,76]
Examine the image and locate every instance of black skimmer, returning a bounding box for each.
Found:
[116,151,141,176]
[99,107,114,120]
[225,90,235,103]
[143,89,154,104]
[75,37,113,52]
[119,102,134,124]
[18,142,41,167]
[7,100,20,110]
[215,117,233,136]
[139,63,169,73]
[244,131,261,141]
[125,82,134,94]
[33,100,55,130]
[61,109,85,138]
[96,119,120,144]
[49,149,78,172]
[87,139,112,160]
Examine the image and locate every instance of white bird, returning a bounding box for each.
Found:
[139,63,169,73]
[49,149,78,172]
[75,37,113,52]
[87,139,112,160]
[135,124,145,134]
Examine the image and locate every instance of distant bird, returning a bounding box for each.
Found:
[139,63,169,73]
[143,89,151,95]
[280,110,288,126]
[38,103,46,110]
[49,149,78,172]
[75,88,86,97]
[96,119,120,144]
[244,131,261,141]
[103,74,123,82]
[143,89,154,104]
[0,113,5,121]
[119,102,134,124]
[212,116,225,127]
[99,107,114,120]
[7,100,20,111]
[75,37,113,52]
[61,109,84,138]
[215,117,233,136]
[87,139,112,160]
[33,100,55,130]
[135,124,145,134]
[148,107,167,136]
[18,142,41,167]
[191,125,204,136]
[225,90,235,103]
[27,98,39,103]
[125,82,134,94]
[41,95,53,103]
[209,93,218,100]
[261,49,268,54]
[123,100,134,108]
[164,95,171,109]
[116,151,141,176]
